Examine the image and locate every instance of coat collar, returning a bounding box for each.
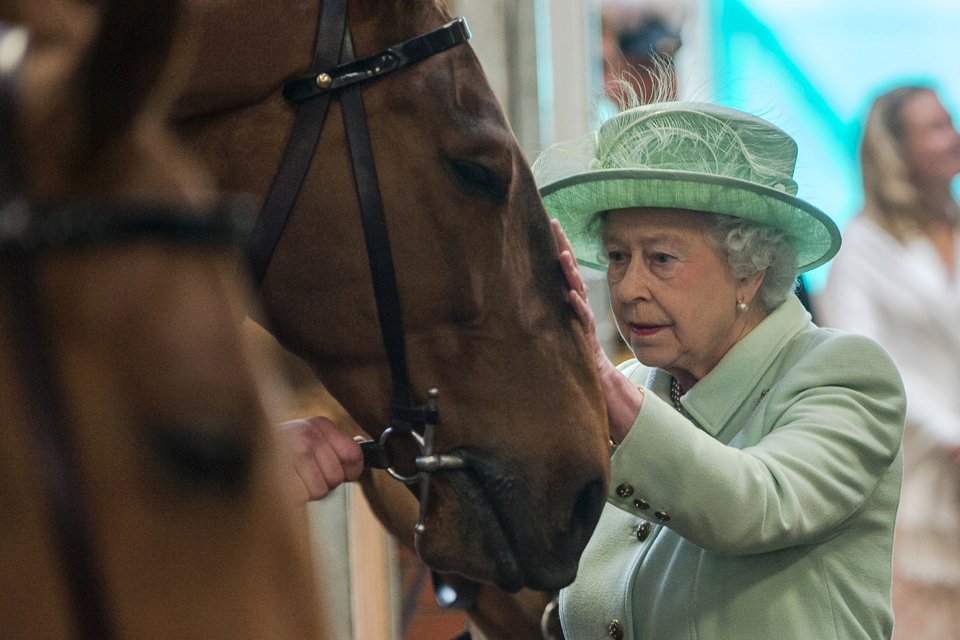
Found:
[646,295,812,437]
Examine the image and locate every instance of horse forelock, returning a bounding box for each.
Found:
[9,0,215,202]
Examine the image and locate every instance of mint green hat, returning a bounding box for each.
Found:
[533,101,841,272]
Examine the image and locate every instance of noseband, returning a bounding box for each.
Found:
[242,0,472,533]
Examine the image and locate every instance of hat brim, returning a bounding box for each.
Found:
[540,168,841,274]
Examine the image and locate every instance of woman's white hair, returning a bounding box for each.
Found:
[700,213,797,311]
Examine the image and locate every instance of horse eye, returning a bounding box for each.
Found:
[450,160,508,201]
[143,420,252,495]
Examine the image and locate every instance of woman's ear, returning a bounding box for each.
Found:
[738,270,765,307]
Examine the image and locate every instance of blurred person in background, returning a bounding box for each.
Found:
[601,4,682,106]
[818,85,960,639]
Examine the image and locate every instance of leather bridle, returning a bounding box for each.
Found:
[242,0,473,534]
[0,21,254,640]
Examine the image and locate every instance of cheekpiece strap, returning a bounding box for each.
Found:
[283,17,471,104]
[242,0,349,286]
[391,404,440,426]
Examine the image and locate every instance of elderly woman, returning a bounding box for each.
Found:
[819,85,960,638]
[534,102,906,639]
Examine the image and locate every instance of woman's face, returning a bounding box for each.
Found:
[604,208,760,382]
[900,90,960,185]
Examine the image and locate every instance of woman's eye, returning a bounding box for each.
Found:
[608,250,627,262]
[450,160,508,201]
[653,253,674,263]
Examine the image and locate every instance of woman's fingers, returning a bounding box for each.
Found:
[559,250,588,300]
[551,219,609,370]
[551,219,579,266]
[569,288,595,327]
[279,416,364,502]
[550,218,567,251]
[553,221,588,299]
[571,288,610,371]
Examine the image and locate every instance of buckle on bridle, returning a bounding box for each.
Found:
[282,17,471,104]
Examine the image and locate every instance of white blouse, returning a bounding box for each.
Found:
[818,214,960,585]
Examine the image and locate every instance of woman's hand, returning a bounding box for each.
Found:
[278,416,364,502]
[551,220,643,443]
[551,220,610,374]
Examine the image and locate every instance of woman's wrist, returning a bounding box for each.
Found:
[597,362,644,444]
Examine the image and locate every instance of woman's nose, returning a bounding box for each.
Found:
[617,262,651,302]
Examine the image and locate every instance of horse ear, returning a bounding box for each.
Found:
[77,0,181,158]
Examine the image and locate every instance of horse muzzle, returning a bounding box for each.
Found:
[415,449,606,593]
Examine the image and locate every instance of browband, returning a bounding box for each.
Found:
[282,18,470,104]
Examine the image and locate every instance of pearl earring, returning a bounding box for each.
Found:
[738,300,749,313]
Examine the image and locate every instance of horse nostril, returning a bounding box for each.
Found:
[566,477,605,552]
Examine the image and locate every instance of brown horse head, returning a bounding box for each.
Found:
[0,1,326,637]
[176,0,611,593]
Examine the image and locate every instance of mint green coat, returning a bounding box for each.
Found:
[560,296,906,640]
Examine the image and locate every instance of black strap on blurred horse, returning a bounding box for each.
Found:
[0,21,252,640]
[241,0,479,619]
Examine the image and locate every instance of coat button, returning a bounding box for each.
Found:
[607,619,624,640]
[655,510,671,522]
[633,498,649,510]
[616,483,634,498]
[636,522,652,542]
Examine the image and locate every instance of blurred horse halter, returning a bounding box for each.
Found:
[242,0,472,534]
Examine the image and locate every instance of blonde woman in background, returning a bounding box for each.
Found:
[819,85,960,638]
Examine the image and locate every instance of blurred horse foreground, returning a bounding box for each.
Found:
[176,0,611,593]
[0,2,327,638]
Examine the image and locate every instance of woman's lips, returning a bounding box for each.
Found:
[631,323,666,336]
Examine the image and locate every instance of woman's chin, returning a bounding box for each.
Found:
[628,343,671,369]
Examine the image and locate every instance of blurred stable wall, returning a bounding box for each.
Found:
[450,0,601,159]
